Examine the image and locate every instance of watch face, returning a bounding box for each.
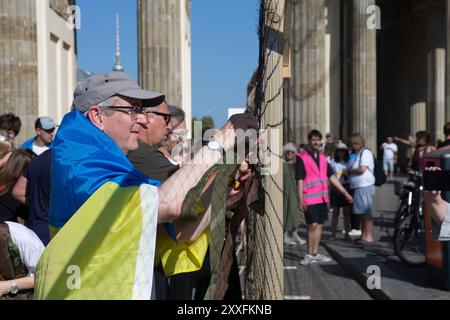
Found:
[208,141,221,150]
[10,281,19,294]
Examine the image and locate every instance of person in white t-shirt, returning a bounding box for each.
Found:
[19,117,56,156]
[345,133,376,244]
[0,221,44,299]
[380,137,398,182]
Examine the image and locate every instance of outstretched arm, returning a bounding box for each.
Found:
[424,192,448,226]
[329,175,353,204]
[157,114,259,223]
[0,276,35,297]
[423,167,448,226]
[394,136,411,146]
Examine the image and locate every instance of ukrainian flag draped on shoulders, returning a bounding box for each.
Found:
[34,110,160,300]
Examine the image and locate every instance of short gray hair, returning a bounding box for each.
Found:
[80,96,117,117]
[168,105,185,124]
[283,142,297,156]
[97,96,117,109]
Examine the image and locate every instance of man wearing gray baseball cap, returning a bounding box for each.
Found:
[36,71,259,299]
[72,71,165,154]
[20,116,57,156]
[73,71,165,115]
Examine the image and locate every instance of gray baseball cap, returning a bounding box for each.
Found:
[35,116,57,130]
[73,71,165,114]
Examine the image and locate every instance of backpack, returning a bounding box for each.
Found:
[360,149,386,187]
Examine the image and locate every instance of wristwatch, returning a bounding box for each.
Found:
[10,280,19,295]
[207,140,223,152]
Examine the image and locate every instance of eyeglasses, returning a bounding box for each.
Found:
[104,105,145,120]
[43,128,55,134]
[144,110,171,125]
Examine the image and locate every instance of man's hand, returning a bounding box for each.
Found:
[299,201,307,212]
[0,281,10,296]
[424,167,447,226]
[214,113,259,151]
[344,193,353,204]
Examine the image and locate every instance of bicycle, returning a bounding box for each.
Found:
[393,171,427,267]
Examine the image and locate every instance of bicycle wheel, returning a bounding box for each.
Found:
[393,213,426,267]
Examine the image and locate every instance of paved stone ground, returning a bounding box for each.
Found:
[321,178,450,300]
[283,243,372,300]
[237,177,450,300]
[236,235,371,300]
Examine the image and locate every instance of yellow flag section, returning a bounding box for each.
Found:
[34,182,158,300]
[156,176,211,278]
[156,228,210,277]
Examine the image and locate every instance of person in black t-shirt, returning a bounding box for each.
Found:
[296,130,353,266]
[437,122,450,150]
[12,150,52,245]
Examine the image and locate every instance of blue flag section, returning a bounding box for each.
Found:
[48,110,161,228]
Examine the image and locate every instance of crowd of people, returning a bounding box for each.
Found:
[0,71,259,300]
[283,124,450,266]
[1,70,450,298]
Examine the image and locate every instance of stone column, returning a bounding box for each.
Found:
[351,0,377,152]
[427,5,446,143]
[326,0,342,138]
[285,0,326,145]
[446,0,450,122]
[138,0,182,106]
[409,11,428,138]
[259,0,284,300]
[427,48,446,143]
[0,0,39,142]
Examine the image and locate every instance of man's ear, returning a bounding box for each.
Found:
[87,106,105,131]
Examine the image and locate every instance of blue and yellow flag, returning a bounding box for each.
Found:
[35,110,160,300]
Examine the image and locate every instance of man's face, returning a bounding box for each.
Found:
[101,96,148,154]
[7,131,16,139]
[309,136,322,151]
[165,120,188,151]
[36,128,55,145]
[140,102,171,147]
[1,129,16,140]
[387,137,393,144]
[285,150,295,161]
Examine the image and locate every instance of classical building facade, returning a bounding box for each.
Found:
[282,0,450,162]
[138,0,192,133]
[0,0,77,143]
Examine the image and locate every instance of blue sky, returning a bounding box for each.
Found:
[76,0,260,127]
